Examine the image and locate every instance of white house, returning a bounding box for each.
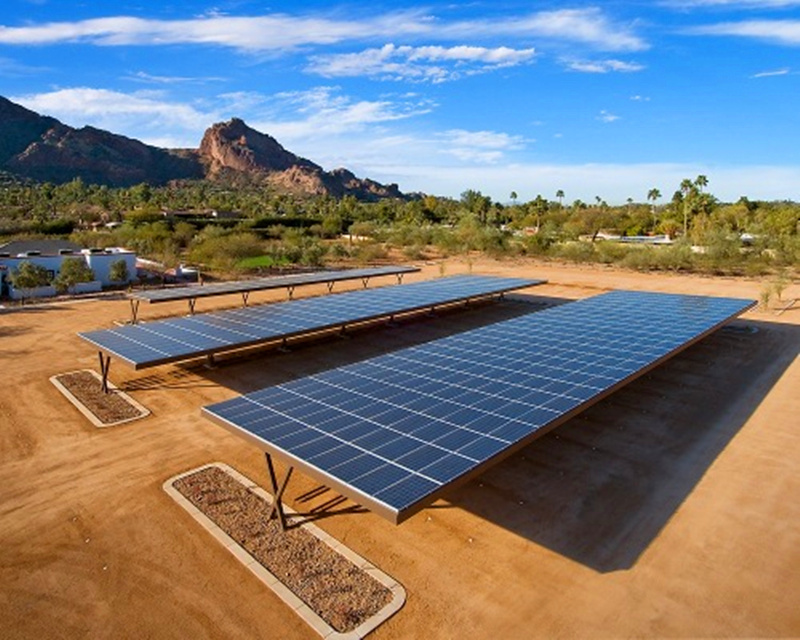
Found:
[0,241,137,299]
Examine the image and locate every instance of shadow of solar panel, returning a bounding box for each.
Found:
[203,290,755,524]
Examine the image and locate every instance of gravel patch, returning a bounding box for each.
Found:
[52,370,149,426]
[173,466,393,634]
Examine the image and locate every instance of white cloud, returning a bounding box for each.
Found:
[663,0,800,8]
[125,70,225,85]
[630,95,651,101]
[248,86,434,141]
[687,20,800,45]
[597,110,621,123]
[751,68,791,77]
[436,129,527,164]
[450,8,647,51]
[10,88,214,146]
[307,44,536,82]
[0,8,646,52]
[565,59,645,73]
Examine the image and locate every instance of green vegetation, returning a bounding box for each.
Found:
[109,258,130,283]
[8,260,50,303]
[0,174,798,280]
[53,257,95,293]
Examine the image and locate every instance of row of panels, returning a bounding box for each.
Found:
[80,274,543,368]
[203,290,756,523]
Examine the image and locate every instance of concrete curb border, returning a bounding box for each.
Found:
[163,462,406,639]
[50,369,150,428]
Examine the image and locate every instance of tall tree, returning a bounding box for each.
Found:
[680,178,694,236]
[556,189,565,208]
[647,188,661,231]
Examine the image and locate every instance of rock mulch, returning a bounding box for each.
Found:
[53,370,147,425]
[173,466,393,634]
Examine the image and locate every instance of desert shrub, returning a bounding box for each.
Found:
[189,230,264,271]
[595,241,630,264]
[353,242,388,262]
[554,241,596,263]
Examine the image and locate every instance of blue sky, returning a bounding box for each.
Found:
[1,1,798,203]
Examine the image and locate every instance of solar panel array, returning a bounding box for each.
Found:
[203,290,755,524]
[128,265,420,303]
[80,275,541,369]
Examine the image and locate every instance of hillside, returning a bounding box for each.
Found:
[0,96,403,200]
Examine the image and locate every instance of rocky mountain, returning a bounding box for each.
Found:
[0,96,404,200]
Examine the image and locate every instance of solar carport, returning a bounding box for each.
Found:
[126,265,421,323]
[202,291,755,527]
[80,274,544,390]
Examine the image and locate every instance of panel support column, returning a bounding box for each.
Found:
[98,351,111,394]
[242,291,250,307]
[188,298,197,315]
[129,299,140,325]
[265,453,294,531]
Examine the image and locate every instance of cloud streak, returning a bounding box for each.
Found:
[565,59,645,73]
[307,44,536,82]
[0,8,647,52]
[687,19,800,45]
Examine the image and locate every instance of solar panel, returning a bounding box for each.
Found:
[130,265,420,303]
[202,290,755,524]
[80,275,542,369]
[126,266,422,323]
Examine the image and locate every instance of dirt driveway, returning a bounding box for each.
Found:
[1,259,798,638]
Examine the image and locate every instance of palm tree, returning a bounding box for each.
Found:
[647,188,661,232]
[556,189,565,208]
[695,174,708,193]
[680,179,693,236]
[510,191,518,206]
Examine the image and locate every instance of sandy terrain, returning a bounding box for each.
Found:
[1,258,798,639]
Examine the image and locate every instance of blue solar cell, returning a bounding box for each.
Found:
[203,289,755,524]
[80,274,541,369]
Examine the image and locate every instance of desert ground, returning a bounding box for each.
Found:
[1,258,799,639]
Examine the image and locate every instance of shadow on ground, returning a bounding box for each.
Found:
[446,319,798,573]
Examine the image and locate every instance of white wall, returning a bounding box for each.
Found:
[0,248,137,299]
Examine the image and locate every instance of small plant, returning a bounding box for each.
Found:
[759,284,772,311]
[772,271,789,302]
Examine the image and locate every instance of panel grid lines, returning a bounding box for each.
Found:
[80,275,541,368]
[203,290,755,523]
[129,266,420,303]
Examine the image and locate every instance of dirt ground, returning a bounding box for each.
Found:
[1,258,798,639]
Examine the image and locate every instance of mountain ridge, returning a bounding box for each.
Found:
[0,96,404,200]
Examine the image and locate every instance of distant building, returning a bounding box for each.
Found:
[0,241,136,299]
[162,209,240,220]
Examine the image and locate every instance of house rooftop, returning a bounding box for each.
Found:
[0,239,82,256]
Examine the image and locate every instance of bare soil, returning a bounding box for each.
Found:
[173,466,391,633]
[1,258,798,639]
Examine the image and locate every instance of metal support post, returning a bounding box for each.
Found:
[242,291,250,307]
[129,299,140,325]
[98,351,111,394]
[287,285,295,300]
[188,298,197,315]
[265,453,294,531]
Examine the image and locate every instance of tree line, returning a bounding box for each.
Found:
[0,174,797,278]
